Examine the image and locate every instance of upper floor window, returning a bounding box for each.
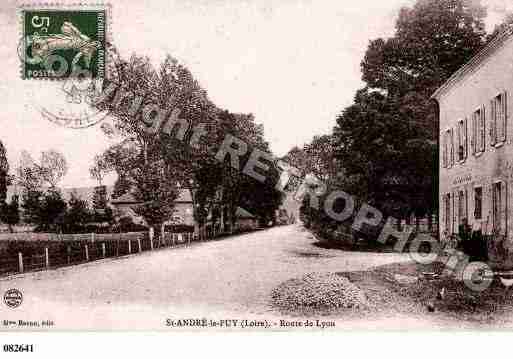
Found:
[472,106,485,154]
[457,119,467,162]
[442,128,454,168]
[491,92,508,145]
[442,129,448,168]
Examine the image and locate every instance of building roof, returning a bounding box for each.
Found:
[110,192,138,204]
[431,25,513,101]
[110,188,193,205]
[235,207,256,219]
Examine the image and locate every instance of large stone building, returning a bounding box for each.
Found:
[432,27,513,266]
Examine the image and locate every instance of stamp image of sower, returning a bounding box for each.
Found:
[18,4,111,129]
[21,6,106,79]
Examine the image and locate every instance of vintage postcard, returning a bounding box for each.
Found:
[2,0,513,342]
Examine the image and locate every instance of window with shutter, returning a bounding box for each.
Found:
[500,91,507,143]
[480,106,486,152]
[458,190,465,224]
[444,194,451,231]
[491,98,497,145]
[501,181,508,236]
[457,120,465,162]
[472,108,486,154]
[474,187,482,220]
[471,112,476,154]
[452,190,457,233]
[442,131,448,168]
[465,188,468,220]
[493,182,502,233]
[449,128,454,167]
[464,117,468,159]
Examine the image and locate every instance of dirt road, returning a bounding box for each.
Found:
[0,225,452,330]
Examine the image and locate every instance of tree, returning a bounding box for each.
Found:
[17,151,44,225]
[283,135,339,182]
[3,195,20,233]
[39,189,67,232]
[487,11,513,42]
[63,191,90,232]
[39,150,68,189]
[21,189,44,224]
[131,160,178,228]
[0,140,8,206]
[332,0,487,221]
[16,150,41,191]
[15,150,68,230]
[94,53,217,235]
[92,185,108,209]
[214,110,283,229]
[22,189,66,232]
[89,154,110,186]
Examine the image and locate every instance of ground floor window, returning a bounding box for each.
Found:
[493,182,502,233]
[444,193,451,231]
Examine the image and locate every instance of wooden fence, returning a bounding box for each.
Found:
[0,230,202,277]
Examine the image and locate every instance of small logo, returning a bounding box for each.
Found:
[3,289,23,308]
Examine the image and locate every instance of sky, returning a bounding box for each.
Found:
[1,0,512,188]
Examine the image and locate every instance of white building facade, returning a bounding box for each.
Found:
[433,27,513,267]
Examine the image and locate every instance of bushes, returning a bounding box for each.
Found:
[457,229,489,262]
[112,217,148,233]
[164,224,194,233]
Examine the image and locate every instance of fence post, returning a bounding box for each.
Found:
[67,245,71,264]
[85,244,89,261]
[188,233,191,246]
[91,232,95,243]
[128,239,132,254]
[172,233,175,246]
[102,242,106,258]
[149,228,154,251]
[45,247,49,269]
[18,252,24,273]
[137,238,142,253]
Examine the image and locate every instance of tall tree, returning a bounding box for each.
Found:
[333,0,487,220]
[16,150,68,229]
[0,140,9,206]
[89,154,110,186]
[92,55,209,232]
[3,195,20,233]
[487,11,513,42]
[63,191,91,232]
[39,150,68,189]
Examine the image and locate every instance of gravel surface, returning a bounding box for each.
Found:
[271,272,368,313]
[0,224,451,330]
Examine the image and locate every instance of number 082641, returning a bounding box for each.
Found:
[3,344,34,352]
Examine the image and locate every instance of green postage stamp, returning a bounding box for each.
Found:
[20,4,108,79]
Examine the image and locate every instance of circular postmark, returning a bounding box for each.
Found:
[29,76,110,129]
[3,288,23,308]
[18,35,121,129]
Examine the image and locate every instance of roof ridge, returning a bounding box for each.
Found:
[432,25,513,100]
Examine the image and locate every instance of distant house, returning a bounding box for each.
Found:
[234,207,258,232]
[110,189,195,226]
